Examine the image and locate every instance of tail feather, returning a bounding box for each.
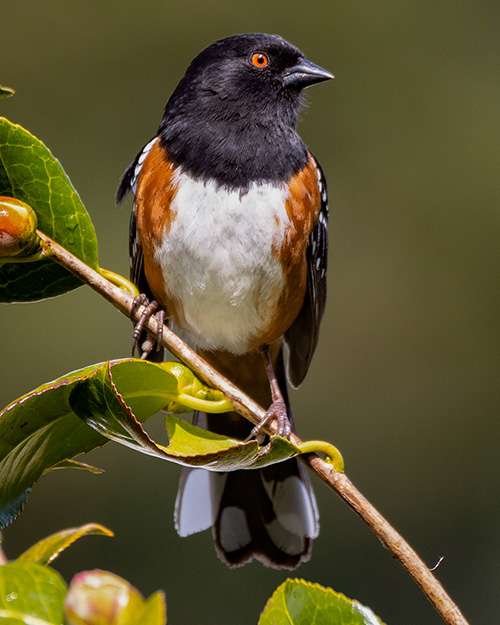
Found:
[175,450,318,569]
[175,467,224,537]
[174,349,319,569]
[213,459,318,569]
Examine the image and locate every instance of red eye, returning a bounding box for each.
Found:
[250,52,269,68]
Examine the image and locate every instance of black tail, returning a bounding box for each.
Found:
[174,350,319,569]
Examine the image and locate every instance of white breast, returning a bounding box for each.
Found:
[154,170,291,354]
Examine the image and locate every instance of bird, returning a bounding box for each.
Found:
[117,33,332,569]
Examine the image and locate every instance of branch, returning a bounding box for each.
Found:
[37,230,469,625]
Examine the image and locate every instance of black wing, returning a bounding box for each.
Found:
[116,136,158,205]
[284,153,329,389]
[117,138,158,293]
[118,138,167,360]
[128,209,153,296]
[116,159,136,205]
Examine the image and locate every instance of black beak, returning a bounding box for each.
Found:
[283,58,334,89]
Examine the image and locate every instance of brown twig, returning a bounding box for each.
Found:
[37,230,469,625]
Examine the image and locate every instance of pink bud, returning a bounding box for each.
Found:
[64,570,145,625]
[0,196,38,257]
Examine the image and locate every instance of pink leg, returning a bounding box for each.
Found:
[249,349,292,440]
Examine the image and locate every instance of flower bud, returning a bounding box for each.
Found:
[64,570,145,625]
[0,196,38,257]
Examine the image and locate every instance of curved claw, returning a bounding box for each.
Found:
[248,398,292,442]
[155,308,165,350]
[130,294,166,358]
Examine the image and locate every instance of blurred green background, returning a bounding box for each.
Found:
[2,1,499,623]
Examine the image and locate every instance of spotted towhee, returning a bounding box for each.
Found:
[117,33,332,569]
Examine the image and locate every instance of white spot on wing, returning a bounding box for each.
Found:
[175,469,226,536]
[219,506,252,552]
[261,475,318,538]
[265,519,304,555]
[131,137,159,192]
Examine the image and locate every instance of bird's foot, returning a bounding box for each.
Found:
[131,294,165,359]
[249,398,292,442]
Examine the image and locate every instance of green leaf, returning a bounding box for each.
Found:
[0,85,15,99]
[0,358,300,528]
[141,591,167,625]
[163,415,300,470]
[71,360,301,470]
[0,117,99,302]
[17,523,114,565]
[0,363,109,529]
[259,579,386,625]
[0,562,67,625]
[0,357,175,528]
[47,459,104,473]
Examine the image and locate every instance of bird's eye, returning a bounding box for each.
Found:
[250,52,269,68]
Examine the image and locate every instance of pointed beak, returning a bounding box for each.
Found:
[283,58,334,89]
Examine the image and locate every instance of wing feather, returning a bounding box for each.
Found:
[284,153,329,388]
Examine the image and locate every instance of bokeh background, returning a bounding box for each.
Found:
[2,1,499,623]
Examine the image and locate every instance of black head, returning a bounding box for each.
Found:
[158,34,333,187]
